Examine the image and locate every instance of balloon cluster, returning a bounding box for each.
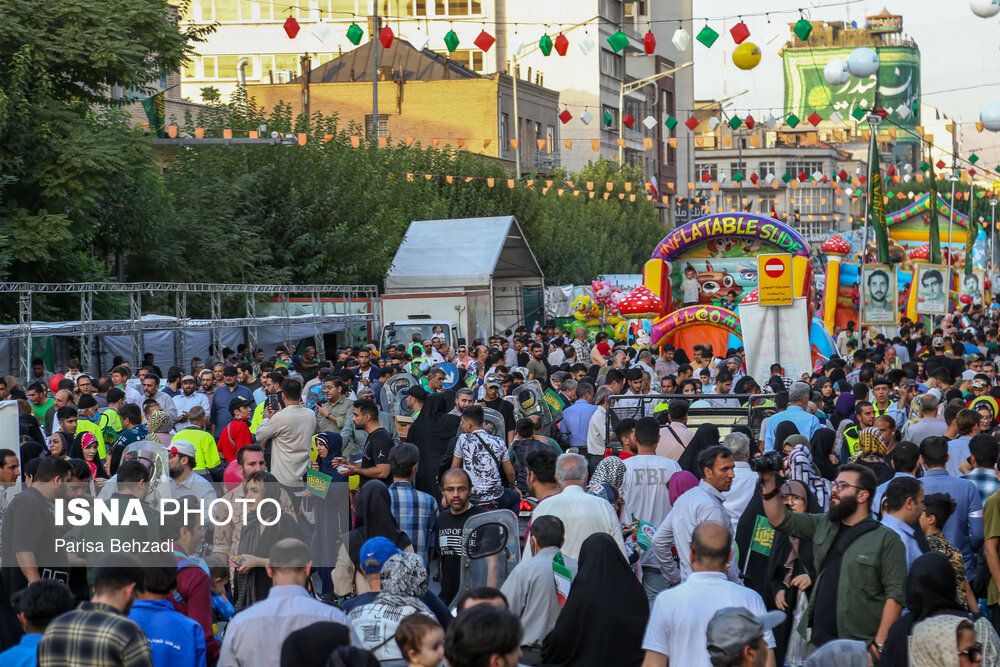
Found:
[824,47,879,85]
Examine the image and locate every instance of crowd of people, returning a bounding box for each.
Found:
[4,310,1000,665]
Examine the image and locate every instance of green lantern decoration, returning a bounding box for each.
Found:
[732,172,744,183]
[607,31,630,53]
[919,161,930,172]
[851,107,867,121]
[346,23,364,46]
[782,173,792,183]
[539,34,553,56]
[664,116,678,130]
[444,29,460,52]
[728,116,742,130]
[970,153,980,164]
[785,114,800,128]
[793,19,812,41]
[696,25,719,48]
[603,112,613,127]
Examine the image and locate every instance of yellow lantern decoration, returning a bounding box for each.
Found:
[732,42,761,70]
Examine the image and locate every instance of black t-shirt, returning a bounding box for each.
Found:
[436,505,486,604]
[361,427,394,486]
[810,520,875,646]
[483,398,515,440]
[1,487,67,596]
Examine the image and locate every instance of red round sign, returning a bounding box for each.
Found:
[764,258,785,278]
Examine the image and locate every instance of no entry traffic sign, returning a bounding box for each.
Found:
[757,254,793,306]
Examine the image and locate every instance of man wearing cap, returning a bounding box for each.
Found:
[174,374,211,432]
[481,374,516,444]
[74,394,108,460]
[170,406,223,478]
[643,521,777,666]
[167,439,218,506]
[703,607,785,667]
[210,366,254,439]
[218,396,254,463]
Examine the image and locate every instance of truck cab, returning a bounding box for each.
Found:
[380,319,461,355]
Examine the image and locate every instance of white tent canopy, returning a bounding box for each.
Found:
[384,216,543,293]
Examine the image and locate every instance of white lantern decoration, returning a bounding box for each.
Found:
[579,109,593,126]
[511,34,527,57]
[311,19,332,43]
[970,0,1000,18]
[708,117,721,131]
[904,163,913,173]
[765,173,776,184]
[409,30,429,52]
[903,174,912,183]
[672,27,691,52]
[844,187,854,196]
[981,101,1000,132]
[719,173,728,183]
[895,104,911,120]
[829,111,844,124]
[577,34,596,56]
[847,47,879,77]
[823,59,850,86]
[643,115,657,130]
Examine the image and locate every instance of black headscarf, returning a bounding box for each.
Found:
[407,390,460,497]
[773,420,801,451]
[280,621,352,667]
[809,429,838,481]
[881,551,967,667]
[678,423,721,477]
[347,482,412,567]
[542,533,648,667]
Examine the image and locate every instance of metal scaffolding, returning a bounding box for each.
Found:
[1,282,378,380]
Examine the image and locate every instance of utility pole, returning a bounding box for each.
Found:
[300,54,311,127]
[371,6,380,144]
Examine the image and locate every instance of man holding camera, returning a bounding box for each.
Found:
[757,461,906,660]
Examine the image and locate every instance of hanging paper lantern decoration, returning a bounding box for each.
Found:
[838,169,848,181]
[379,26,394,49]
[765,173,776,184]
[730,22,750,44]
[936,160,947,170]
[785,114,801,128]
[793,19,813,41]
[539,34,553,56]
[444,30,460,52]
[798,172,808,182]
[847,47,879,77]
[664,116,678,130]
[981,102,1000,131]
[578,34,596,55]
[811,170,824,181]
[732,172,744,183]
[971,153,980,164]
[807,112,822,126]
[701,171,712,183]
[887,165,896,177]
[732,42,761,70]
[823,59,850,86]
[474,30,495,52]
[919,162,930,172]
[623,114,635,129]
[749,173,759,184]
[604,112,614,127]
[696,25,720,48]
[895,104,910,120]
[283,16,301,39]
[851,107,867,121]
[607,31,630,52]
[346,23,364,45]
[643,31,656,54]
[744,115,755,130]
[685,116,699,130]
[708,117,721,131]
[672,27,690,51]
[558,109,572,124]
[642,115,657,130]
[829,111,844,123]
[728,116,742,130]
[410,30,429,51]
[970,0,1000,18]
[579,109,593,125]
[554,34,569,56]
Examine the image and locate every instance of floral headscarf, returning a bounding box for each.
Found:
[909,614,966,667]
[588,456,626,495]
[146,410,173,439]
[853,426,887,459]
[376,552,433,614]
[785,435,831,511]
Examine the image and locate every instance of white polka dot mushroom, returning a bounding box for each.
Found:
[908,243,930,262]
[820,233,851,258]
[740,287,759,305]
[619,286,665,319]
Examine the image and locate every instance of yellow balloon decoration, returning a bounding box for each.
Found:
[732,42,761,70]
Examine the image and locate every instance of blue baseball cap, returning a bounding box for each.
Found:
[359,537,401,573]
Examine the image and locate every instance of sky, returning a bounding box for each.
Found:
[690,0,1000,161]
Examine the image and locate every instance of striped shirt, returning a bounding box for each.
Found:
[389,481,438,567]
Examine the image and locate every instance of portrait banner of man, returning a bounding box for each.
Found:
[915,264,950,315]
[961,270,985,306]
[861,264,898,325]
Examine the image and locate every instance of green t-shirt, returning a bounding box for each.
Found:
[984,491,1000,606]
[32,398,54,425]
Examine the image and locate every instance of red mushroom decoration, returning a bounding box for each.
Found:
[618,287,664,319]
[820,234,851,258]
[740,287,759,305]
[908,243,930,262]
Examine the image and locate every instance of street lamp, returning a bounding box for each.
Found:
[617,61,694,165]
[991,197,998,287]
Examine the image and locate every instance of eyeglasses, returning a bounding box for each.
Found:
[959,643,983,661]
[831,480,865,492]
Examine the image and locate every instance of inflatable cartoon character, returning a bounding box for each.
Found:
[591,280,613,304]
[571,295,601,327]
[706,238,739,258]
[737,264,758,283]
[608,288,626,313]
[632,327,651,349]
[689,262,744,306]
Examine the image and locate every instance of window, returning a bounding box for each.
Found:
[757,161,776,176]
[697,163,718,181]
[500,113,509,148]
[274,54,299,75]
[435,49,484,72]
[602,105,618,130]
[786,161,824,178]
[546,125,555,152]
[434,0,480,15]
[183,60,197,79]
[625,1,647,18]
[404,0,427,16]
[600,0,623,23]
[365,114,389,139]
[258,0,299,19]
[319,0,357,17]
[600,49,623,79]
[202,56,218,79]
[757,194,777,212]
[217,55,242,79]
[730,161,747,174]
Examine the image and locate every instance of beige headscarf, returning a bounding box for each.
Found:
[146,410,173,439]
[909,614,966,667]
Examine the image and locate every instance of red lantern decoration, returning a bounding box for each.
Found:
[379,26,394,49]
[558,109,572,124]
[554,34,569,56]
[623,114,635,129]
[685,116,699,131]
[474,30,495,52]
[744,115,755,130]
[838,169,848,181]
[730,22,750,44]
[643,31,656,54]
[749,173,759,184]
[887,165,896,177]
[701,171,712,183]
[797,172,808,182]
[283,16,301,39]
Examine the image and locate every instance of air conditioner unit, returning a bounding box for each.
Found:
[276,70,294,83]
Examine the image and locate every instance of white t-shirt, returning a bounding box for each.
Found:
[620,454,681,567]
[642,571,775,667]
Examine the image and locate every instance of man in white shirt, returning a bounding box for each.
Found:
[621,417,681,602]
[701,369,741,409]
[656,401,695,461]
[172,375,210,432]
[526,453,626,561]
[652,445,741,585]
[585,387,612,473]
[642,521,777,667]
[721,431,756,537]
[255,378,315,505]
[617,368,652,419]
